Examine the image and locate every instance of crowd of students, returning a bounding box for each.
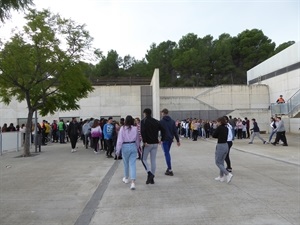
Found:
[177,116,251,140]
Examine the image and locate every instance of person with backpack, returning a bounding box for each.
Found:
[58,119,66,144]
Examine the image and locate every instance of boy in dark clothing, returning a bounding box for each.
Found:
[140,108,163,184]
[160,108,180,176]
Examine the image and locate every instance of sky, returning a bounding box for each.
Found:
[0,0,299,61]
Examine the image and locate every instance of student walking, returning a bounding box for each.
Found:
[223,116,233,173]
[268,117,277,143]
[140,108,163,184]
[67,117,80,152]
[116,115,140,190]
[90,119,102,153]
[160,108,180,176]
[213,117,233,184]
[272,116,288,146]
[103,117,115,158]
[248,118,266,144]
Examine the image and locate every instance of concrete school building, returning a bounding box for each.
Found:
[0,42,299,133]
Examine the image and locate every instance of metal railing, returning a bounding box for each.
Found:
[270,89,300,117]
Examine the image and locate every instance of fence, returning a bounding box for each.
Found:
[0,131,23,155]
[271,89,300,117]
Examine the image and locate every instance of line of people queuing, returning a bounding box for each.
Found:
[177,116,251,141]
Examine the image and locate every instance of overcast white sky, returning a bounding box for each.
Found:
[0,0,299,60]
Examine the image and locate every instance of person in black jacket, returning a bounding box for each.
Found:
[248,118,266,144]
[160,108,180,176]
[67,117,80,153]
[140,108,163,184]
[213,117,233,183]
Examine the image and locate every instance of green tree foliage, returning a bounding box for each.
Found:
[0,9,96,156]
[0,0,34,22]
[210,33,235,85]
[146,40,177,86]
[90,29,294,87]
[94,50,121,77]
[273,41,295,55]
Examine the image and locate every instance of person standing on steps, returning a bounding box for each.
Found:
[140,108,163,185]
[276,95,285,104]
[160,108,180,176]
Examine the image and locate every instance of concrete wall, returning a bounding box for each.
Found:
[247,42,300,133]
[0,85,143,126]
[159,85,271,132]
[247,42,300,102]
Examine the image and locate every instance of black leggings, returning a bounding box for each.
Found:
[70,135,78,149]
[225,141,233,169]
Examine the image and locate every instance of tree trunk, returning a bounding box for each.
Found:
[23,108,34,157]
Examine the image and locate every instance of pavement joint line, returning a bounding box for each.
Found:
[205,139,300,167]
[232,147,300,167]
[74,160,121,225]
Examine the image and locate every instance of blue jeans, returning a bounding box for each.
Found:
[269,130,276,142]
[122,143,137,180]
[162,141,173,170]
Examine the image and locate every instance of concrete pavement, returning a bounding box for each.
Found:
[0,133,299,225]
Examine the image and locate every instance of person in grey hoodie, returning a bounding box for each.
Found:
[272,116,288,146]
[160,108,180,176]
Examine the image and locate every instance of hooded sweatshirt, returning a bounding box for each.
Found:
[160,115,180,142]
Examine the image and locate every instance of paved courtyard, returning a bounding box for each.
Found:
[0,134,299,225]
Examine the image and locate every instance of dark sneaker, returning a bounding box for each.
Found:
[226,168,232,173]
[165,169,174,176]
[146,172,154,184]
[150,177,155,184]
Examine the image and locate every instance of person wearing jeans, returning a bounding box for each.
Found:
[116,115,140,190]
[268,117,277,143]
[160,108,180,176]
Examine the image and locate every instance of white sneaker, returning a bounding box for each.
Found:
[122,177,129,184]
[71,149,74,153]
[215,176,225,182]
[226,173,233,183]
[73,149,77,152]
[130,183,136,190]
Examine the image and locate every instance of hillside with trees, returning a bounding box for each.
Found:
[88,29,294,87]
